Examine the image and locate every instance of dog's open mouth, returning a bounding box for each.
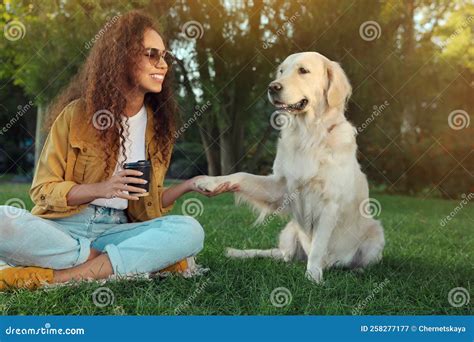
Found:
[273,98,308,112]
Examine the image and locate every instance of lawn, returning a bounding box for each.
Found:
[0,181,472,315]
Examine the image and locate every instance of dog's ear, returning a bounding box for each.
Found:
[325,61,352,108]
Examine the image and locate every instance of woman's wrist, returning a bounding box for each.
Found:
[89,182,104,199]
[182,178,195,193]
[66,183,101,206]
[161,180,193,208]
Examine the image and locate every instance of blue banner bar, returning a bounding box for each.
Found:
[0,316,472,341]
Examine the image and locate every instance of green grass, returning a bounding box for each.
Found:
[0,182,472,315]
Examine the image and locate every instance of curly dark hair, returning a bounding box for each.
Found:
[46,10,177,178]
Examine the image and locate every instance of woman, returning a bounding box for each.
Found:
[0,10,237,290]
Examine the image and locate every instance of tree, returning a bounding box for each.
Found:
[166,0,298,175]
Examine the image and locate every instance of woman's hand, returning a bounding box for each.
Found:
[66,169,147,206]
[160,175,240,209]
[186,175,240,197]
[95,169,148,201]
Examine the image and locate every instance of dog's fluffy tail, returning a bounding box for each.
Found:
[225,247,284,260]
[349,219,385,269]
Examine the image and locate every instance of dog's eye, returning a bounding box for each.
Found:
[298,67,310,74]
[279,69,283,74]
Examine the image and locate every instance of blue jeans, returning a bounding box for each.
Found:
[0,204,204,275]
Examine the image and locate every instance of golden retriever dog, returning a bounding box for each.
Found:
[195,52,385,284]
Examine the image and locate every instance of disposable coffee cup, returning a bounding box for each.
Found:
[123,160,151,197]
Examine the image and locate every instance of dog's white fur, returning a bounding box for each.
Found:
[195,52,385,283]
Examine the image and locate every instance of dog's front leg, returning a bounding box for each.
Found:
[306,202,339,284]
[194,173,285,205]
[194,173,242,193]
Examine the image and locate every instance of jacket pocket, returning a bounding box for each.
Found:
[72,144,105,184]
[73,153,90,183]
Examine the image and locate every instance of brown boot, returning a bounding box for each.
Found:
[160,259,188,273]
[0,266,54,291]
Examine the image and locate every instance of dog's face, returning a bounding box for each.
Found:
[268,52,351,116]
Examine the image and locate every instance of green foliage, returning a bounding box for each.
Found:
[435,3,474,71]
[0,0,144,103]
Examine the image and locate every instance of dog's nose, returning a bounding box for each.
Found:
[268,82,283,94]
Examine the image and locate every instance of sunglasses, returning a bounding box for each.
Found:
[144,48,176,68]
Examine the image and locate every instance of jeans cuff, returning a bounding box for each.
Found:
[75,237,91,266]
[104,244,126,275]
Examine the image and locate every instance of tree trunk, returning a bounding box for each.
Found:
[199,126,221,176]
[398,0,417,192]
[219,130,238,175]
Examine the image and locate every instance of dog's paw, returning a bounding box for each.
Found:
[194,176,221,193]
[305,266,324,284]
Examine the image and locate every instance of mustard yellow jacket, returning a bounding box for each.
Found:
[30,98,174,222]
